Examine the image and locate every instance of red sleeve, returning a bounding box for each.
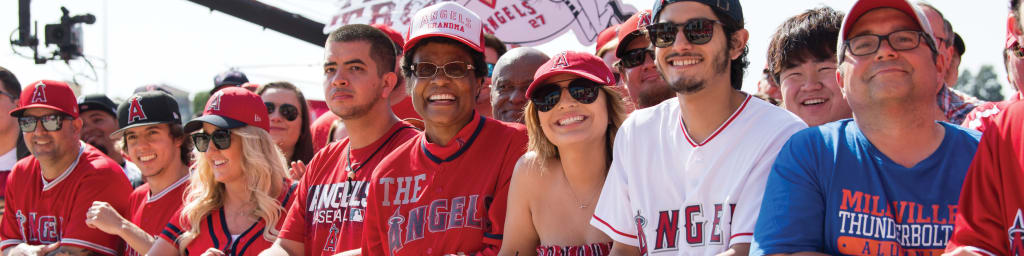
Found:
[947,110,1014,256]
[60,164,132,256]
[0,162,25,250]
[477,126,527,256]
[159,207,189,246]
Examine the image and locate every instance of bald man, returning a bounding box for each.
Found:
[490,47,550,123]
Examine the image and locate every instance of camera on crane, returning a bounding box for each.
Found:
[43,7,95,61]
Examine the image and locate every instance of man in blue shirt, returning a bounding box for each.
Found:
[751,0,982,255]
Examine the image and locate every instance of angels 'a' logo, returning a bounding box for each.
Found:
[552,52,570,69]
[127,97,148,123]
[637,10,652,29]
[387,208,406,254]
[30,82,47,103]
[1009,209,1024,255]
[207,93,223,111]
[635,211,649,255]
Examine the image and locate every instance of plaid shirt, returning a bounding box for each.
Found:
[938,86,985,125]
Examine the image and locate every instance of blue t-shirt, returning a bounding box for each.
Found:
[751,119,981,256]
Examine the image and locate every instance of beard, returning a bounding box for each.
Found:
[335,94,380,120]
[636,83,677,108]
[662,48,730,95]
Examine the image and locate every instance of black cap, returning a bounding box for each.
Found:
[109,91,182,139]
[652,0,743,24]
[212,69,248,92]
[78,94,118,118]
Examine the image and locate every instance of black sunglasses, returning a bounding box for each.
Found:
[191,129,232,152]
[265,102,299,121]
[530,79,602,112]
[18,114,71,133]
[646,18,722,48]
[618,48,654,69]
[411,61,475,79]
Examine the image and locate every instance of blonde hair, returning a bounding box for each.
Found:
[524,86,627,167]
[177,125,288,252]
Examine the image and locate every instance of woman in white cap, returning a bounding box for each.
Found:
[148,87,296,256]
[498,51,627,256]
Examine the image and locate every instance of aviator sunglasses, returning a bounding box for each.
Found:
[646,18,723,48]
[265,102,299,121]
[530,79,602,112]
[191,129,232,152]
[18,114,71,132]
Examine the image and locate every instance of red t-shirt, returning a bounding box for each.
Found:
[159,181,297,256]
[362,116,527,256]
[312,97,422,154]
[279,121,419,255]
[392,97,421,121]
[947,101,1024,256]
[961,92,1022,132]
[125,175,190,256]
[0,143,133,255]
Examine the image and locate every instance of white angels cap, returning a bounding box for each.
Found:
[404,2,484,53]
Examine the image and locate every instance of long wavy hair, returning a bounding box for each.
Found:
[177,125,288,252]
[524,86,628,167]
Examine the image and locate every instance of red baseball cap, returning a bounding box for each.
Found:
[404,2,484,53]
[371,23,405,51]
[185,87,270,133]
[526,51,616,99]
[1008,12,1018,49]
[10,80,79,118]
[595,24,620,54]
[838,0,936,60]
[615,10,653,58]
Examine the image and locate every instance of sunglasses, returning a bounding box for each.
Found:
[411,61,475,79]
[18,114,71,133]
[646,18,722,48]
[265,102,299,121]
[1011,45,1024,58]
[486,63,495,77]
[618,48,654,69]
[530,79,602,112]
[191,129,232,152]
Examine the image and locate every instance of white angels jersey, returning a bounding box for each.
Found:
[590,96,806,255]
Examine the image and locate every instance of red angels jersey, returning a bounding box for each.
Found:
[361,116,527,256]
[590,96,806,255]
[0,142,134,255]
[125,174,190,256]
[947,102,1024,256]
[311,113,340,153]
[159,181,297,256]
[961,92,1022,132]
[279,121,419,255]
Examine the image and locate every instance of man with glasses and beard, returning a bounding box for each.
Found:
[613,10,676,109]
[0,80,133,255]
[589,0,806,255]
[751,1,981,255]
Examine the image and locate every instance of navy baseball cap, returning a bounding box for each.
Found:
[109,91,182,139]
[78,94,118,118]
[652,0,743,24]
[212,69,248,93]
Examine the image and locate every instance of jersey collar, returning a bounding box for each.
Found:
[420,114,486,164]
[41,142,85,191]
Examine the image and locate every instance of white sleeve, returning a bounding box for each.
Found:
[590,120,640,246]
[728,121,805,246]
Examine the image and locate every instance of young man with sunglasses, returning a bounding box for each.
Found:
[613,10,675,109]
[84,91,192,256]
[751,1,981,255]
[0,80,133,256]
[263,24,420,256]
[361,3,528,255]
[590,0,806,255]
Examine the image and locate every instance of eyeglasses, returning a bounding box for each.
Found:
[191,129,232,152]
[617,48,654,68]
[530,79,602,112]
[1011,45,1024,58]
[411,61,475,79]
[486,63,495,78]
[844,30,930,58]
[18,114,70,132]
[265,102,299,121]
[646,18,722,48]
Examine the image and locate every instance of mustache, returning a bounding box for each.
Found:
[327,87,355,97]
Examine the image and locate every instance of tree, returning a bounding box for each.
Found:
[955,65,1004,102]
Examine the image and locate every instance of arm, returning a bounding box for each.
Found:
[44,246,100,256]
[85,201,156,255]
[717,243,750,256]
[146,239,180,256]
[497,156,539,256]
[607,241,639,256]
[751,132,828,255]
[259,238,303,256]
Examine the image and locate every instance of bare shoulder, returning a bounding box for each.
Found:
[511,152,552,194]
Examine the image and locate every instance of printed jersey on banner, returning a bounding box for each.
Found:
[124,175,190,256]
[0,143,133,255]
[590,96,806,255]
[279,121,419,255]
[160,182,296,256]
[752,120,981,256]
[362,115,527,256]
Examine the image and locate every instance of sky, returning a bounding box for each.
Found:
[0,0,1013,103]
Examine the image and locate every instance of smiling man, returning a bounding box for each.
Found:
[590,0,806,255]
[751,1,981,255]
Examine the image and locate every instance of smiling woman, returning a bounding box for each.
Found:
[256,82,314,165]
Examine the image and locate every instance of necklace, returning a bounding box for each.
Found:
[563,172,598,209]
[345,126,415,181]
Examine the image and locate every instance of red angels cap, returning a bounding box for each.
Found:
[595,24,620,54]
[837,0,936,61]
[404,2,484,53]
[185,87,270,133]
[371,23,406,51]
[615,10,653,58]
[526,51,616,98]
[10,80,79,118]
